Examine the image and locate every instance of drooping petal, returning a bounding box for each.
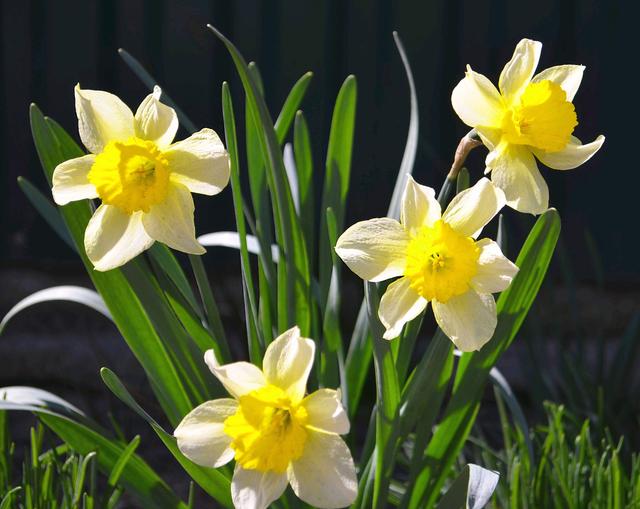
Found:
[134,85,179,149]
[262,326,315,402]
[532,135,605,171]
[451,66,504,128]
[471,239,519,294]
[378,277,428,340]
[174,398,237,468]
[288,430,357,509]
[532,64,584,102]
[302,389,350,434]
[231,466,288,509]
[142,183,205,254]
[335,218,409,282]
[432,290,497,352]
[442,177,505,238]
[207,361,266,399]
[498,38,542,101]
[84,205,154,271]
[164,128,230,196]
[401,175,441,232]
[52,154,97,205]
[74,85,134,154]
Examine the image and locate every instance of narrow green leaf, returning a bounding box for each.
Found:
[108,435,141,487]
[274,72,313,144]
[293,111,315,262]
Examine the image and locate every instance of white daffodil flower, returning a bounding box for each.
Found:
[451,38,605,214]
[174,327,357,509]
[335,177,519,351]
[51,85,230,271]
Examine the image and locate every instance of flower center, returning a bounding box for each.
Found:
[224,385,308,473]
[404,220,479,303]
[87,137,170,214]
[501,80,578,152]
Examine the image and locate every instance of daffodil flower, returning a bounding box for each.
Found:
[335,177,518,351]
[174,327,357,509]
[452,38,605,214]
[51,85,230,271]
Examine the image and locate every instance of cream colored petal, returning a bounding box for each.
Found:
[262,326,315,402]
[532,64,584,102]
[475,126,502,152]
[51,154,97,205]
[335,218,409,282]
[288,430,357,509]
[451,66,504,128]
[432,291,497,352]
[378,277,428,340]
[231,466,288,509]
[471,239,519,294]
[401,175,441,232]
[84,205,154,271]
[442,177,505,238]
[208,361,266,399]
[174,398,237,468]
[142,183,205,254]
[532,135,605,171]
[302,389,350,434]
[134,85,179,149]
[498,39,542,101]
[488,144,549,215]
[74,85,134,154]
[165,128,230,196]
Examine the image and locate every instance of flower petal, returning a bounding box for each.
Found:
[231,466,288,509]
[84,205,153,271]
[134,86,179,149]
[74,85,134,154]
[142,183,205,254]
[471,239,519,294]
[451,66,504,128]
[498,38,542,101]
[52,154,97,205]
[302,389,350,434]
[379,277,428,340]
[165,128,230,196]
[532,64,584,102]
[288,430,357,509]
[335,218,409,282]
[262,326,315,402]
[442,177,505,238]
[432,290,497,352]
[207,361,266,399]
[174,399,237,468]
[401,175,441,232]
[532,135,605,171]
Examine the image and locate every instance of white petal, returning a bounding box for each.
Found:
[451,66,504,128]
[231,466,288,509]
[208,361,266,399]
[302,389,350,434]
[532,135,605,171]
[288,430,357,509]
[488,144,549,215]
[335,218,409,282]
[432,291,497,352]
[471,239,519,294]
[532,64,584,102]
[134,86,179,149]
[142,183,205,254]
[84,205,153,271]
[442,177,505,237]
[74,85,134,154]
[263,326,315,402]
[174,399,237,468]
[165,128,230,196]
[51,154,97,205]
[401,175,441,232]
[498,38,542,101]
[378,277,428,340]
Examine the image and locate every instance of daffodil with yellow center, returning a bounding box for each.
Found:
[51,85,230,271]
[174,327,357,509]
[451,38,605,215]
[335,177,519,351]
